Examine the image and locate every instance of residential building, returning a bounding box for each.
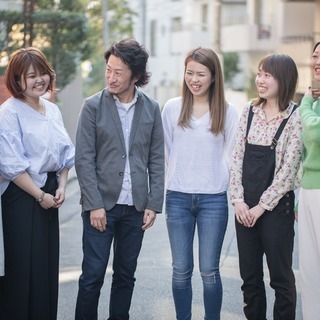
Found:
[128,0,320,105]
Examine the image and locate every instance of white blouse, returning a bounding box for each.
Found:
[0,97,75,195]
[162,96,239,194]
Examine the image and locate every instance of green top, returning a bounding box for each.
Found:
[299,96,320,189]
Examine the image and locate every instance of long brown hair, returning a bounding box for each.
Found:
[253,54,298,111]
[178,47,227,134]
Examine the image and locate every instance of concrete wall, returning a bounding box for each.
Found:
[56,71,84,145]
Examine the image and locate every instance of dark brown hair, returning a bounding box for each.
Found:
[253,54,298,111]
[104,39,151,87]
[313,41,320,53]
[4,47,55,99]
[178,47,227,134]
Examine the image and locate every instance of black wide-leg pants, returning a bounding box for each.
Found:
[0,172,59,320]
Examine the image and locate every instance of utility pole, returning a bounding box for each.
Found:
[102,0,109,49]
[141,0,146,45]
[23,0,35,47]
[214,0,221,54]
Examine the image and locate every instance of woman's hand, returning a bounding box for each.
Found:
[306,85,320,100]
[235,202,252,227]
[248,204,265,227]
[53,167,69,208]
[39,192,57,210]
[54,187,66,208]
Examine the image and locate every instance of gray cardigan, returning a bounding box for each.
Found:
[75,88,165,213]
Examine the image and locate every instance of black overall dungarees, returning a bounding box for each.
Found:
[235,105,297,320]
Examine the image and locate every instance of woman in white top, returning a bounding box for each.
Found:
[0,47,74,320]
[162,47,238,320]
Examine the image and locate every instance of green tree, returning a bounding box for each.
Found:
[0,0,136,92]
[223,52,240,86]
[0,0,91,90]
[84,0,136,96]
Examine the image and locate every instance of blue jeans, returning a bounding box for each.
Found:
[75,205,144,320]
[165,191,228,320]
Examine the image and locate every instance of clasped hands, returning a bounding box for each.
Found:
[39,187,66,210]
[235,202,265,227]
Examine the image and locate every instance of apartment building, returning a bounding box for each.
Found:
[129,0,320,105]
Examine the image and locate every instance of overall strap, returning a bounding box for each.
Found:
[244,105,254,141]
[270,104,298,149]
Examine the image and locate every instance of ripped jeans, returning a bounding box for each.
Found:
[165,191,228,320]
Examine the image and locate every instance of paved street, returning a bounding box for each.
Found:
[57,170,302,320]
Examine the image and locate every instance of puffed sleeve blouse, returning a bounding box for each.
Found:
[0,97,75,195]
[230,101,303,211]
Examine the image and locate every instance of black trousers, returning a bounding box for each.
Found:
[0,172,59,320]
[235,193,296,320]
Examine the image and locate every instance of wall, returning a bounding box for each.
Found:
[56,71,84,144]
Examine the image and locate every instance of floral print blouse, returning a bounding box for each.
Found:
[230,101,303,211]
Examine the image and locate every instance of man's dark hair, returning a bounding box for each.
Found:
[104,39,151,87]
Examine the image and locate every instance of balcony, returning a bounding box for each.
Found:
[170,29,212,55]
[221,23,276,53]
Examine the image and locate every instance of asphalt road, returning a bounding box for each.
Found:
[57,171,302,320]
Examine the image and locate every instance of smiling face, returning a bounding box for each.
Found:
[20,64,50,100]
[255,66,279,102]
[311,43,320,82]
[184,60,213,98]
[105,54,138,102]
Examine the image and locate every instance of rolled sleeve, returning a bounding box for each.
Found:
[0,112,30,181]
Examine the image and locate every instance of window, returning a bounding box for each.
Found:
[201,4,208,31]
[171,17,182,32]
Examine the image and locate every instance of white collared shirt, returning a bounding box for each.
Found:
[113,91,138,205]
